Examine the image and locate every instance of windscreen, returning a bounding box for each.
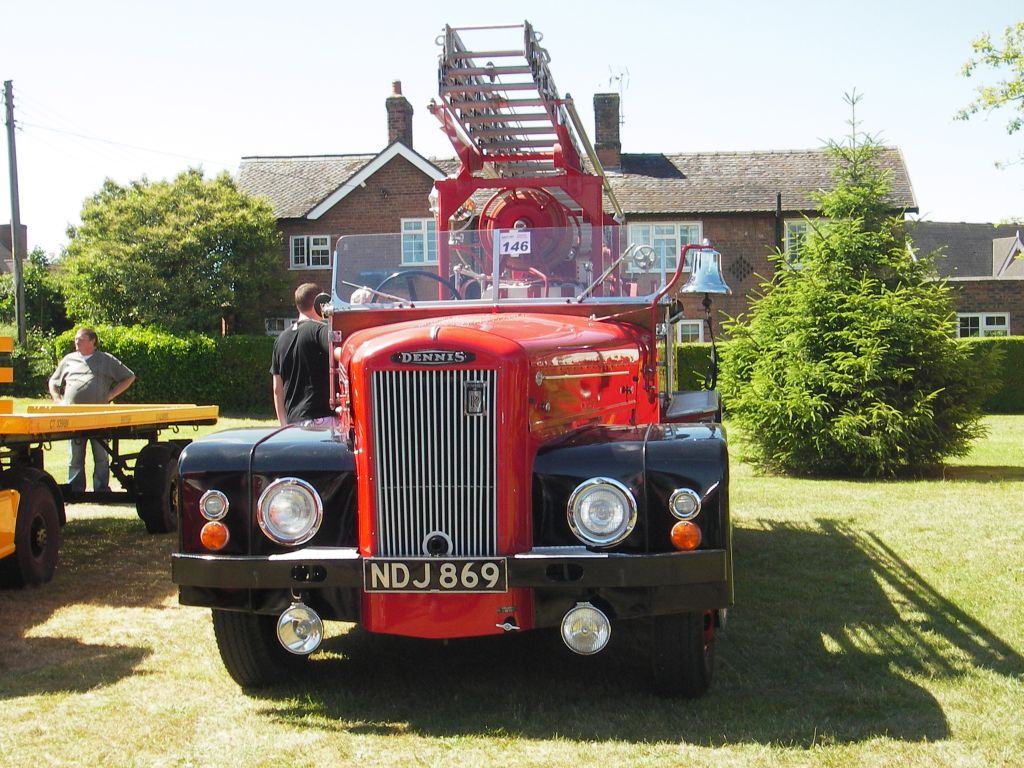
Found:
[330,228,691,307]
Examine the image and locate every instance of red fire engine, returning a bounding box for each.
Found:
[172,22,733,697]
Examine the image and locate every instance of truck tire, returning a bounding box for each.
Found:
[650,610,715,698]
[0,468,60,588]
[211,609,309,688]
[135,443,184,535]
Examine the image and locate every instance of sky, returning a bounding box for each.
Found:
[2,0,1021,257]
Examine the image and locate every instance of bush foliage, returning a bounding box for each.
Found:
[60,169,284,335]
[719,110,1000,477]
[51,326,275,415]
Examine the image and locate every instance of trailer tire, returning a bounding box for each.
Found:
[212,609,309,688]
[650,610,715,698]
[135,443,184,535]
[0,468,60,588]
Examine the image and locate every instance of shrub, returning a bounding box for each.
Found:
[719,108,1000,477]
[51,326,275,416]
[962,336,1024,413]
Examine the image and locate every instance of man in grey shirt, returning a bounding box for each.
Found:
[48,327,136,493]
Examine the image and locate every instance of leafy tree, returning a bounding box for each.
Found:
[720,95,1000,478]
[61,169,284,333]
[958,20,1024,167]
[0,247,70,333]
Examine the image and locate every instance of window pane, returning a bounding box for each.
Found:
[958,316,980,337]
[677,320,702,343]
[310,235,331,267]
[291,237,307,268]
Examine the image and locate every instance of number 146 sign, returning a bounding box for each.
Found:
[499,229,531,255]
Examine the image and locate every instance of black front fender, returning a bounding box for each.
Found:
[532,423,729,553]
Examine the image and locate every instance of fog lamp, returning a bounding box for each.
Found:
[199,489,229,521]
[277,601,323,655]
[668,488,701,520]
[567,477,637,547]
[560,602,611,655]
[257,477,323,546]
[670,520,702,551]
[200,521,229,551]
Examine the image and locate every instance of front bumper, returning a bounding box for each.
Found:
[172,545,729,592]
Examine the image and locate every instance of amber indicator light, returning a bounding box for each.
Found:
[200,521,230,551]
[670,521,702,551]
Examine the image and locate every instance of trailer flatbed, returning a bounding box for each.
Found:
[0,382,219,588]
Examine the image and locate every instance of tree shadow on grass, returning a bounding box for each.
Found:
[254,519,1021,747]
[935,465,1024,482]
[0,510,172,699]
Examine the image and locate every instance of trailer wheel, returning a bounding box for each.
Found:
[135,443,184,535]
[0,468,60,588]
[211,609,309,688]
[650,610,715,698]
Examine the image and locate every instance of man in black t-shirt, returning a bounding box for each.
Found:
[270,283,332,425]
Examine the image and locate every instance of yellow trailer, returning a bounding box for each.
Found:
[0,339,218,588]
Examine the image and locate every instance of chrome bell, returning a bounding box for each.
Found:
[680,247,732,295]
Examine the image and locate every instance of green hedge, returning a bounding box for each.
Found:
[51,326,275,416]
[26,329,1024,417]
[676,338,1024,414]
[960,336,1024,413]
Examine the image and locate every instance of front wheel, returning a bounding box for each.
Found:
[211,609,309,688]
[650,610,715,698]
[135,442,184,534]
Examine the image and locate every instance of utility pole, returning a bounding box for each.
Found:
[4,80,26,344]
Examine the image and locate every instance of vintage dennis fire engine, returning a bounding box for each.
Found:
[172,22,732,697]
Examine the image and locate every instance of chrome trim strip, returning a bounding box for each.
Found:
[371,369,498,557]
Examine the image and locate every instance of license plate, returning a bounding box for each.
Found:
[363,557,508,593]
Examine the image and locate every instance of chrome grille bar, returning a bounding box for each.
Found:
[371,369,498,556]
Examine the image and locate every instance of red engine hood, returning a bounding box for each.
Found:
[340,312,648,370]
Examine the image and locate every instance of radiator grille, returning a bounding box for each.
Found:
[370,369,498,556]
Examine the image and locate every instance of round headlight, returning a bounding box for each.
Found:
[567,477,637,547]
[668,488,702,520]
[257,478,323,546]
[199,489,229,521]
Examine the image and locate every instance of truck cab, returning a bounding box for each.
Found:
[173,228,731,697]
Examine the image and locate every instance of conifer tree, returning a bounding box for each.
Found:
[720,94,999,477]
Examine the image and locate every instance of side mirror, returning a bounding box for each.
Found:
[313,293,331,318]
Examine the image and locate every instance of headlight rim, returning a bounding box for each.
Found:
[566,476,638,548]
[668,487,702,521]
[256,477,323,546]
[199,489,230,521]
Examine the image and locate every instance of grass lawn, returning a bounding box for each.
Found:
[1,410,1021,767]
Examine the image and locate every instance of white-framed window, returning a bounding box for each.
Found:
[676,320,704,344]
[290,235,332,269]
[401,218,438,265]
[627,222,703,273]
[264,317,292,336]
[784,219,811,264]
[957,312,1010,338]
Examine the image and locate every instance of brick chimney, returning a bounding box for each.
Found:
[593,93,621,170]
[386,80,414,148]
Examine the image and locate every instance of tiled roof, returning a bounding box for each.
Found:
[238,151,460,219]
[237,154,377,218]
[608,148,917,215]
[908,221,1022,278]
[238,147,917,221]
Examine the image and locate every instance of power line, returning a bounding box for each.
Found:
[18,119,233,166]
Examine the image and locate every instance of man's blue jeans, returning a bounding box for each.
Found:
[68,437,111,493]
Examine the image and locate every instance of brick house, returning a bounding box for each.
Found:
[238,86,922,338]
[909,221,1023,338]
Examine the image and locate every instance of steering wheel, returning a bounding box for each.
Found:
[374,270,462,302]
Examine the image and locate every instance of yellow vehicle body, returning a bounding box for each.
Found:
[0,488,19,560]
